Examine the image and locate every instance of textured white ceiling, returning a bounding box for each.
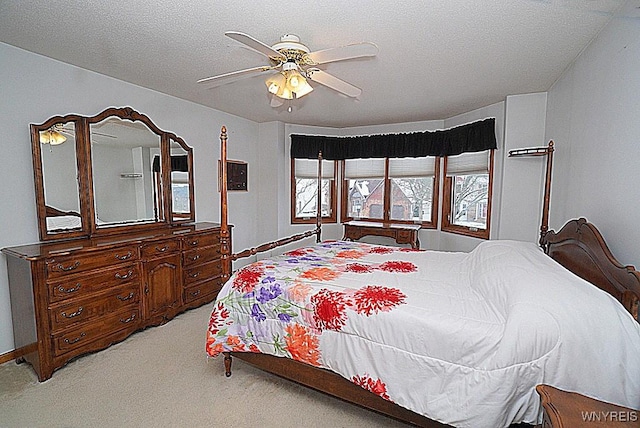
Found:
[0,0,632,127]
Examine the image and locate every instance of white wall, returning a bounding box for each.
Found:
[498,93,548,243]
[544,5,640,267]
[0,43,259,355]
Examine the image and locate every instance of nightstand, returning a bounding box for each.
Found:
[536,385,639,427]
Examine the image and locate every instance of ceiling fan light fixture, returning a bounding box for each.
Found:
[266,72,286,95]
[39,129,67,145]
[285,69,313,98]
[265,68,313,100]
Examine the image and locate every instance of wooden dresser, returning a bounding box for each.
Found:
[2,222,226,381]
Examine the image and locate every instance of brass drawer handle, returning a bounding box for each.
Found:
[58,283,81,294]
[117,292,135,301]
[190,290,201,297]
[188,239,199,246]
[189,271,200,278]
[120,313,137,324]
[63,332,86,344]
[115,270,133,280]
[115,251,133,260]
[189,254,201,262]
[55,261,80,272]
[155,246,168,252]
[61,307,84,319]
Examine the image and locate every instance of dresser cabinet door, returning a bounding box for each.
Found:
[142,254,181,322]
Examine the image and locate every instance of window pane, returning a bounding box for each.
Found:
[346,178,384,219]
[390,177,434,221]
[451,174,489,229]
[294,178,331,218]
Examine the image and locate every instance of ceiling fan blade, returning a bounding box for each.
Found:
[307,42,378,65]
[93,132,117,139]
[57,126,116,139]
[225,31,286,62]
[306,68,362,98]
[270,95,284,107]
[197,65,277,86]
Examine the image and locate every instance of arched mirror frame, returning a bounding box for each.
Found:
[31,107,195,241]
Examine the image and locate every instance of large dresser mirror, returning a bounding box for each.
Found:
[31,107,195,241]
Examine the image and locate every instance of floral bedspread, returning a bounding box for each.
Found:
[206,240,640,427]
[207,241,419,396]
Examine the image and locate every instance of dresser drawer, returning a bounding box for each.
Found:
[47,264,139,303]
[182,232,220,250]
[52,307,140,355]
[183,277,224,304]
[46,245,138,278]
[49,283,140,332]
[140,239,180,259]
[182,245,221,267]
[183,259,223,286]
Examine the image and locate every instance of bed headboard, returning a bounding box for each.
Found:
[541,218,640,321]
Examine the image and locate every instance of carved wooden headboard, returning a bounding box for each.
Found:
[541,218,640,321]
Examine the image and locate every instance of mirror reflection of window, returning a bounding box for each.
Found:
[170,139,191,220]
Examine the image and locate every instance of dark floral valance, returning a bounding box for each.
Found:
[290,118,496,160]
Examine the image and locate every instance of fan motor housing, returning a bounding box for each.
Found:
[272,34,310,58]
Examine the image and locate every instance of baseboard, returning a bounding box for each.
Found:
[0,343,36,365]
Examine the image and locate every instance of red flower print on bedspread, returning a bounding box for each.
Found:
[353,285,406,316]
[284,248,311,257]
[345,263,374,274]
[335,249,365,259]
[285,323,321,366]
[378,260,417,273]
[311,289,349,331]
[232,264,265,293]
[369,246,394,255]
[300,267,340,281]
[352,374,392,401]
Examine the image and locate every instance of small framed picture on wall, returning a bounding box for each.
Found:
[219,159,248,191]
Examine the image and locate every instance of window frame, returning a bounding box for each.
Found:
[340,157,440,228]
[441,149,494,239]
[290,157,338,224]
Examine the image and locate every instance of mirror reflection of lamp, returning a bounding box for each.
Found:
[40,127,67,146]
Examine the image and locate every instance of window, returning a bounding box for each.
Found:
[291,158,337,224]
[388,157,438,224]
[343,158,385,220]
[342,157,439,227]
[442,150,494,239]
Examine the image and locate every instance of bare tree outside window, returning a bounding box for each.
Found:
[295,178,331,218]
[451,174,489,229]
[391,177,434,221]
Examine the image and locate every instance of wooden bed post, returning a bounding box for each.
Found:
[539,140,554,247]
[316,151,323,243]
[219,126,231,282]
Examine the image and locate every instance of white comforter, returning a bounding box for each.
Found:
[206,240,640,427]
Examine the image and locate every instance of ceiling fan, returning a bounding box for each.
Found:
[39,123,116,146]
[197,32,378,108]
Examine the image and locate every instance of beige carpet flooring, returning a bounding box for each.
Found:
[0,304,407,428]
